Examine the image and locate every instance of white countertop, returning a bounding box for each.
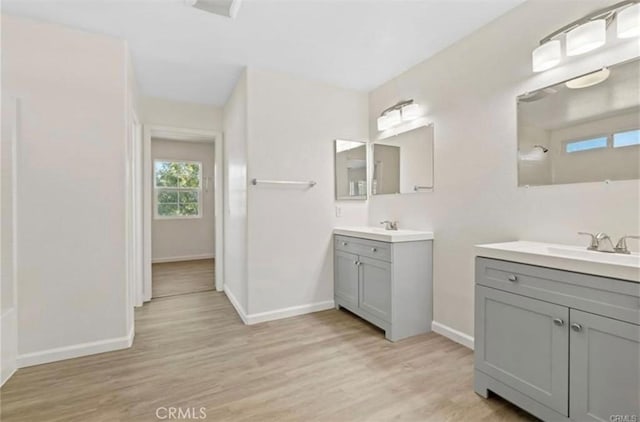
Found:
[334,226,434,243]
[476,241,640,283]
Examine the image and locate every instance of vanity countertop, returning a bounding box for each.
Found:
[334,226,434,243]
[476,241,640,283]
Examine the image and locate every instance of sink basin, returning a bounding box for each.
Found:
[333,226,434,243]
[476,241,640,282]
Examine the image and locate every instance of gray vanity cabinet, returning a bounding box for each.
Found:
[334,234,432,342]
[475,286,569,415]
[475,257,640,422]
[569,309,640,422]
[358,256,392,322]
[335,250,360,307]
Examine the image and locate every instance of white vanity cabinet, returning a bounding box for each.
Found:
[474,255,640,422]
[333,231,433,342]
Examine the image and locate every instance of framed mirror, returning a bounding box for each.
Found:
[372,124,434,195]
[518,58,640,187]
[335,139,368,200]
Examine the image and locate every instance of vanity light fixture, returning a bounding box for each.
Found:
[532,0,639,72]
[565,68,610,89]
[377,99,421,131]
[618,3,640,38]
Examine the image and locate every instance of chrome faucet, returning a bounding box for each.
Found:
[615,235,640,254]
[380,220,398,231]
[595,232,616,253]
[578,232,639,254]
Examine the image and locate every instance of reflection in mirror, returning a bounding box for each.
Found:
[335,139,368,200]
[373,124,434,195]
[518,58,640,187]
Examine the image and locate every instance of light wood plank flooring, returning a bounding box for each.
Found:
[0,291,536,421]
[152,259,215,298]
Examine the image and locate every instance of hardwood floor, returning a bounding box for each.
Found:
[152,259,215,298]
[0,291,536,421]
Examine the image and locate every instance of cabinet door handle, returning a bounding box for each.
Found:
[354,261,359,266]
[342,242,348,246]
[553,318,564,327]
[371,247,377,252]
[571,323,583,332]
[508,274,518,282]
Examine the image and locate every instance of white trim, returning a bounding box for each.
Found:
[1,308,18,387]
[152,253,215,264]
[224,285,248,324]
[246,300,335,325]
[431,321,474,350]
[17,328,135,368]
[222,289,335,326]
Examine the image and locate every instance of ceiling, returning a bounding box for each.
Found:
[2,0,525,106]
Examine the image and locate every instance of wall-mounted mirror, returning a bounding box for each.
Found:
[372,124,434,195]
[335,139,368,200]
[518,58,640,187]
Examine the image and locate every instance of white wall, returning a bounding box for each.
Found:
[151,139,216,262]
[245,68,369,315]
[2,14,133,365]
[222,71,249,314]
[367,0,640,340]
[1,97,18,385]
[140,96,222,131]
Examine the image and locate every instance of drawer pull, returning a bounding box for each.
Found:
[553,318,564,327]
[342,242,348,246]
[571,323,583,332]
[371,247,377,252]
[508,275,518,282]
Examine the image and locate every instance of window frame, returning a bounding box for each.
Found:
[613,128,640,149]
[562,134,610,154]
[153,159,203,220]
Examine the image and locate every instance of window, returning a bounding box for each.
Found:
[613,129,640,148]
[565,136,608,153]
[154,160,202,218]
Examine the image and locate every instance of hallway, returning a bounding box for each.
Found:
[152,259,215,298]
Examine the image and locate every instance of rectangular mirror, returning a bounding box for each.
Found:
[518,58,640,187]
[335,139,368,200]
[373,124,434,195]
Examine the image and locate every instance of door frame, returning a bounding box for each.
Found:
[142,125,224,302]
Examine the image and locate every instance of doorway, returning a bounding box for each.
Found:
[142,126,224,302]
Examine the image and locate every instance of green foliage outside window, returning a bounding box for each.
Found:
[154,161,201,217]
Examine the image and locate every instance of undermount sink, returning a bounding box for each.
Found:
[476,241,640,282]
[333,226,434,243]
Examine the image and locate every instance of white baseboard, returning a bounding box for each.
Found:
[1,308,18,387]
[17,327,135,368]
[223,285,249,324]
[152,253,215,264]
[246,300,335,325]
[223,286,334,325]
[431,321,474,350]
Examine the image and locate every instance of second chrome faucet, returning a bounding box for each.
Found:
[578,232,639,254]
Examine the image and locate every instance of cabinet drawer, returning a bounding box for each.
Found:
[335,235,391,262]
[476,257,640,325]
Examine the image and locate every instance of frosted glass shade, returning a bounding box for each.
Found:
[385,109,402,127]
[377,114,391,131]
[565,68,610,89]
[618,3,640,38]
[532,40,561,72]
[401,103,420,121]
[566,19,606,56]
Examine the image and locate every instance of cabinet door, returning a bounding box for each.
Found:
[358,256,392,322]
[570,309,640,422]
[335,250,359,306]
[475,286,569,415]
